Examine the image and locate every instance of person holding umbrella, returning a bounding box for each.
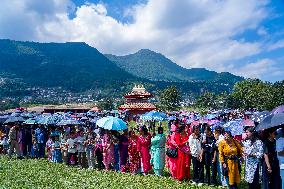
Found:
[262,128,281,189]
[275,128,284,189]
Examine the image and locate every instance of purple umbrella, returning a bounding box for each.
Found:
[272,105,284,114]
[256,112,284,131]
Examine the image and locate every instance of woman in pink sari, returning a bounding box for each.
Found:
[102,131,114,170]
[137,126,152,175]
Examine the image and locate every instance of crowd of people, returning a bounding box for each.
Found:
[0,111,283,189]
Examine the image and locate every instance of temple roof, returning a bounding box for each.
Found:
[118,102,156,110]
[124,84,152,98]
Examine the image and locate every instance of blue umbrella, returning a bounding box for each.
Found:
[205,114,218,120]
[0,115,9,124]
[4,116,25,124]
[251,111,271,123]
[56,119,82,126]
[256,112,284,131]
[141,111,166,121]
[223,119,243,136]
[24,118,37,125]
[96,116,127,131]
[167,116,177,121]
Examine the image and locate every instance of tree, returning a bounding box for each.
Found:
[195,92,216,109]
[272,81,284,108]
[159,86,181,111]
[97,97,114,111]
[229,79,274,110]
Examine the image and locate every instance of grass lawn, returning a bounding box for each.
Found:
[0,156,248,189]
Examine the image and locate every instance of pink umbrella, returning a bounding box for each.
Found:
[191,121,200,126]
[207,120,220,125]
[242,119,255,127]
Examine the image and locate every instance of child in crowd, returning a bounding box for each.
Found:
[76,130,86,168]
[66,131,77,166]
[0,134,9,154]
[51,135,62,163]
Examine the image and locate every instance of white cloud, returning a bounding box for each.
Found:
[1,0,283,81]
[232,59,283,80]
[267,39,284,51]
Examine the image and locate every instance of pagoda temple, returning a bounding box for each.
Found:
[119,84,156,117]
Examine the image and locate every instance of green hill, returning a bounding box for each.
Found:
[0,39,137,92]
[0,40,243,107]
[105,49,243,84]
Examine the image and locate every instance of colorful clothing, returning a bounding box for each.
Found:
[137,134,152,174]
[113,136,120,171]
[46,139,54,162]
[218,139,243,185]
[150,134,166,176]
[128,136,141,174]
[119,135,128,172]
[166,133,178,178]
[51,141,62,163]
[102,134,114,170]
[243,139,263,183]
[174,133,190,181]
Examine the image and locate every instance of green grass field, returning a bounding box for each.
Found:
[0,156,248,189]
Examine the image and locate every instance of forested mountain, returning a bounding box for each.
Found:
[0,39,243,108]
[105,49,243,85]
[0,39,137,92]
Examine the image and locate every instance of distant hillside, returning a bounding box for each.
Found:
[0,39,243,108]
[0,39,137,92]
[105,49,243,84]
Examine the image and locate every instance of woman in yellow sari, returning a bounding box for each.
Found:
[219,130,243,189]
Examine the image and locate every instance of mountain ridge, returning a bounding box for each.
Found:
[105,49,243,83]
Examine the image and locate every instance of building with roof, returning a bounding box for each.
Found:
[118,84,156,118]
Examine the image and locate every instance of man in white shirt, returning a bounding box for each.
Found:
[189,125,204,185]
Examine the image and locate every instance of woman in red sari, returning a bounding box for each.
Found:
[166,125,178,178]
[137,126,152,175]
[174,125,191,181]
[128,130,141,174]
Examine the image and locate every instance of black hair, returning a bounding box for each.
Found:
[140,125,148,135]
[193,125,200,131]
[157,127,163,134]
[177,126,185,133]
[214,126,222,133]
[246,127,258,143]
[205,125,212,133]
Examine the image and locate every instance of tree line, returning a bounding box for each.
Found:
[158,79,284,111]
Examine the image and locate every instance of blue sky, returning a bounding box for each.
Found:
[0,0,283,82]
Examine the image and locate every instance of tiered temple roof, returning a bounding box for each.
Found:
[119,102,156,110]
[124,84,152,98]
[119,85,156,111]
